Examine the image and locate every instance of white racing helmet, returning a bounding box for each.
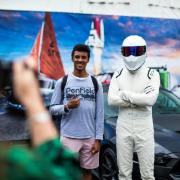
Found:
[121,35,147,71]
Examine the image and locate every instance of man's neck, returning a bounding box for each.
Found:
[73,70,88,78]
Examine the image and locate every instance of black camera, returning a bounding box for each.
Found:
[0,60,13,90]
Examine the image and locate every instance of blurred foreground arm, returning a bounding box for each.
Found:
[13,58,58,146]
[0,57,81,180]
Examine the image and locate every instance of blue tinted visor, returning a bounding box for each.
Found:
[121,46,146,57]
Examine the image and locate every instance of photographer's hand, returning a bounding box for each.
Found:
[13,57,58,146]
[13,57,41,109]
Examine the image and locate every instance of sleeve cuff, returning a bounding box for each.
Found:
[95,135,103,140]
[64,104,70,113]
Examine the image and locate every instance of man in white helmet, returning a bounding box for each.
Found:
[108,35,160,180]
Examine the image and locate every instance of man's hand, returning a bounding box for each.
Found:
[67,97,80,109]
[91,140,101,155]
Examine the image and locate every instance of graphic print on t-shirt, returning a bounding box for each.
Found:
[65,86,95,101]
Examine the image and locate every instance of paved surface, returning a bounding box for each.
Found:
[0,111,29,141]
[0,97,30,141]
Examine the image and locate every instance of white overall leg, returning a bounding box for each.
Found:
[134,119,155,180]
[116,119,134,180]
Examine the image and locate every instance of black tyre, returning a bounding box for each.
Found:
[100,147,118,180]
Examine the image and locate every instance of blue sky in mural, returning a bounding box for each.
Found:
[0,10,180,76]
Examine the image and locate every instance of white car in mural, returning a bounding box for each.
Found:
[7,76,56,111]
[39,76,56,107]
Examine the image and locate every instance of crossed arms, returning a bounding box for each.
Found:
[108,70,160,107]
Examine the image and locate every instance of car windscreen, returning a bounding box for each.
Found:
[153,89,180,114]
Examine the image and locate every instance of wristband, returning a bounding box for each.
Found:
[29,112,51,123]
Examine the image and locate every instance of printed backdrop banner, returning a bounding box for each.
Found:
[0,10,180,86]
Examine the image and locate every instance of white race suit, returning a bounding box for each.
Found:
[108,66,160,180]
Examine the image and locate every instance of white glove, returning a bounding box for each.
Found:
[121,91,137,108]
[121,91,130,102]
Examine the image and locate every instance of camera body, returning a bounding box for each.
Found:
[0,60,13,90]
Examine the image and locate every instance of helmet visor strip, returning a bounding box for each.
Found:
[121,46,146,57]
